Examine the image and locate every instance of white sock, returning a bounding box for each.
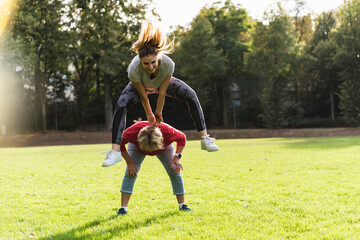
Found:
[120,206,127,211]
[179,203,186,208]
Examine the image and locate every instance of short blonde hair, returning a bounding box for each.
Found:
[132,17,174,58]
[137,126,164,152]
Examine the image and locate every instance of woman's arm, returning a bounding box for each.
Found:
[131,81,156,126]
[170,145,184,174]
[121,150,138,178]
[119,130,138,177]
[155,75,171,124]
[169,129,186,174]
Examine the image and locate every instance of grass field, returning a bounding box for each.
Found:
[1,137,360,239]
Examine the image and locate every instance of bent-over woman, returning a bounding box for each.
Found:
[116,121,191,215]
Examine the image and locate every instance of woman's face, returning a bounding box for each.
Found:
[140,54,159,74]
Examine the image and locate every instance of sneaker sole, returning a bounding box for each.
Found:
[102,163,115,167]
[117,212,128,216]
[206,148,219,152]
[102,159,121,167]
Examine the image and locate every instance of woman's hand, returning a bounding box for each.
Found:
[170,157,183,174]
[154,112,163,127]
[121,151,138,178]
[127,162,138,178]
[146,112,156,127]
[155,116,163,126]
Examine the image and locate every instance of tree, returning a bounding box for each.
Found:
[308,11,339,120]
[290,0,313,45]
[10,0,68,133]
[336,0,360,125]
[247,4,297,128]
[291,11,314,111]
[176,14,226,116]
[196,0,251,127]
[174,1,251,127]
[66,0,150,130]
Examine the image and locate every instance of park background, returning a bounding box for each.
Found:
[1,0,360,136]
[2,1,360,239]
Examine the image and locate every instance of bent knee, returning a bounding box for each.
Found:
[183,88,198,101]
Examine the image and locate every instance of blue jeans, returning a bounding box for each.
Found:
[120,143,185,195]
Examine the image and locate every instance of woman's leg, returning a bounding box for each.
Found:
[156,144,191,211]
[166,77,206,133]
[112,82,141,145]
[103,83,140,167]
[120,143,146,196]
[156,144,185,195]
[120,143,146,205]
[166,77,219,152]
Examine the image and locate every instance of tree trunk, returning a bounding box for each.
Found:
[330,91,335,120]
[41,96,47,133]
[214,83,222,126]
[78,92,87,125]
[222,83,229,127]
[96,63,100,99]
[104,74,113,130]
[34,58,47,132]
[34,62,41,131]
[74,59,88,126]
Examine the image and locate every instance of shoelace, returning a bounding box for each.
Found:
[203,135,216,142]
[101,150,113,160]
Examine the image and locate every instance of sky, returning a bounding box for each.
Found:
[0,0,347,35]
[152,0,345,32]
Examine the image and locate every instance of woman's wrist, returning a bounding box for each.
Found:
[154,112,162,119]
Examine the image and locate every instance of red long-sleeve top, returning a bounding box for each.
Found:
[120,121,186,156]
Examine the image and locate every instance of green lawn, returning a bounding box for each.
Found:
[1,137,360,239]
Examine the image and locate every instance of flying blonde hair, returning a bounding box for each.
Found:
[132,17,174,58]
[137,126,164,152]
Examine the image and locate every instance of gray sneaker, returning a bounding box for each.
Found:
[201,135,219,152]
[102,150,122,167]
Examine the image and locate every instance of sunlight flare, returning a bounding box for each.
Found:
[0,0,15,37]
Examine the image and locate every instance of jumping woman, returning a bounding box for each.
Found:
[102,18,219,167]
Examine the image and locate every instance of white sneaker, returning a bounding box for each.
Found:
[102,150,122,167]
[201,135,219,152]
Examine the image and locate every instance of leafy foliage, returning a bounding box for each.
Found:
[247,6,297,128]
[175,0,250,127]
[177,14,226,108]
[8,0,68,132]
[336,0,360,125]
[5,0,360,132]
[65,0,149,129]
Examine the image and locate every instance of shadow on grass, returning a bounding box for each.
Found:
[39,210,180,240]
